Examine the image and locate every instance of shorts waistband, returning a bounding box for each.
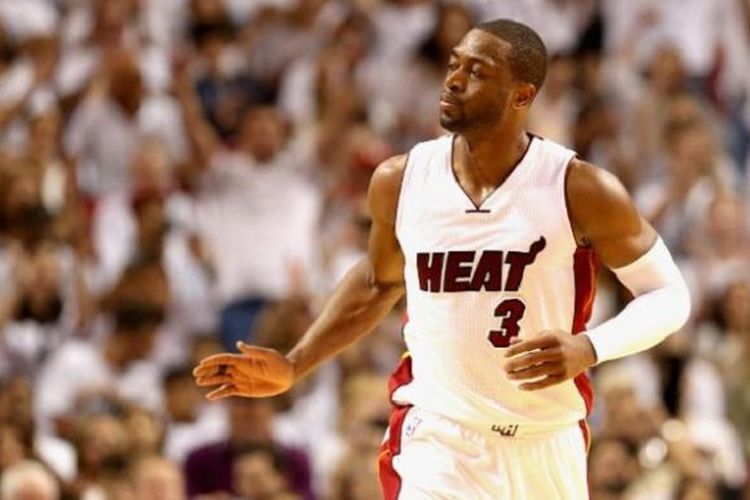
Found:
[484,421,576,439]
[406,405,584,440]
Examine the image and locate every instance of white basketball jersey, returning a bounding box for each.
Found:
[392,133,596,429]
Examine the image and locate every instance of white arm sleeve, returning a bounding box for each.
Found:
[584,238,691,364]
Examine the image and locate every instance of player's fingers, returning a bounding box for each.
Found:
[506,361,564,381]
[504,334,559,358]
[193,354,242,376]
[509,337,522,346]
[504,348,561,373]
[195,374,234,387]
[194,353,241,368]
[519,373,567,391]
[236,342,280,361]
[206,383,240,400]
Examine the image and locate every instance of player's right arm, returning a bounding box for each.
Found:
[193,155,407,400]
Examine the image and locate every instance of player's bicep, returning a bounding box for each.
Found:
[567,159,658,269]
[366,155,407,286]
[368,214,404,284]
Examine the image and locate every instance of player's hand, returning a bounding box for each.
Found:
[502,331,597,391]
[193,341,295,400]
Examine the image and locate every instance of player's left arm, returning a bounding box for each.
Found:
[504,158,691,390]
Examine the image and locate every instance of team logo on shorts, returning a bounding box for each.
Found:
[490,423,519,437]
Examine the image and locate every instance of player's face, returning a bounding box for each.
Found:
[439,29,518,132]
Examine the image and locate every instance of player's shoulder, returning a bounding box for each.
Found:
[565,157,641,242]
[370,153,408,192]
[368,154,408,224]
[565,158,631,207]
[369,135,452,215]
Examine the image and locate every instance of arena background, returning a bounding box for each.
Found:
[0,0,748,499]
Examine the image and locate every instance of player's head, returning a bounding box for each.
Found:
[439,19,547,133]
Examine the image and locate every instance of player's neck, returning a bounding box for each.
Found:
[454,127,530,189]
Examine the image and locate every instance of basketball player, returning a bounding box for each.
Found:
[193,19,691,499]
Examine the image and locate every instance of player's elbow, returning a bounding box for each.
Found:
[370,278,405,302]
[675,282,692,330]
[360,260,404,302]
[664,279,691,337]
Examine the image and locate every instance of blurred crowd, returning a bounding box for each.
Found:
[0,0,747,498]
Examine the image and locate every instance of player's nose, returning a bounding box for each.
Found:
[444,71,466,94]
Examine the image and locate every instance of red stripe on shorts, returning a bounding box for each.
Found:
[578,419,592,452]
[379,354,414,499]
[378,405,411,499]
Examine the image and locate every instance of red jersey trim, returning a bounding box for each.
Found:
[572,247,598,417]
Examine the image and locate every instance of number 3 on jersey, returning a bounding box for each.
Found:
[488,298,526,348]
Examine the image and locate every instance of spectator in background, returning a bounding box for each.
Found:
[329,373,389,500]
[0,375,75,483]
[588,438,640,500]
[23,106,73,227]
[190,11,272,142]
[71,413,130,498]
[162,365,227,465]
[64,51,186,197]
[34,261,167,436]
[65,51,144,196]
[632,45,688,171]
[185,398,313,499]
[130,454,186,500]
[232,446,299,500]
[0,162,88,377]
[723,280,750,457]
[244,0,339,92]
[0,460,59,500]
[123,407,164,459]
[684,195,750,305]
[635,118,725,255]
[279,9,375,132]
[176,61,320,351]
[90,136,216,366]
[0,423,34,472]
[709,279,750,357]
[0,35,58,156]
[253,298,340,494]
[570,97,627,179]
[528,53,577,146]
[0,164,55,248]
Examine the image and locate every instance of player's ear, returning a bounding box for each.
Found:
[513,83,536,109]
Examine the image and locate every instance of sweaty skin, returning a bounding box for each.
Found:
[193,28,657,398]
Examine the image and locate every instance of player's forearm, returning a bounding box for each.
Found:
[585,238,691,364]
[287,259,404,380]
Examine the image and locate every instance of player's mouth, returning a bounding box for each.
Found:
[440,98,461,110]
[440,93,462,110]
[440,101,459,111]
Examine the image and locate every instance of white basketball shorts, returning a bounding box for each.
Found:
[379,406,590,499]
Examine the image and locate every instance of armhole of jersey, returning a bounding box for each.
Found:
[394,150,413,239]
[562,154,583,248]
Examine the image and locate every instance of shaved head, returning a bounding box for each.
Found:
[475,19,548,91]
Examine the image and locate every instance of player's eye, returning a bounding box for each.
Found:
[447,61,459,71]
